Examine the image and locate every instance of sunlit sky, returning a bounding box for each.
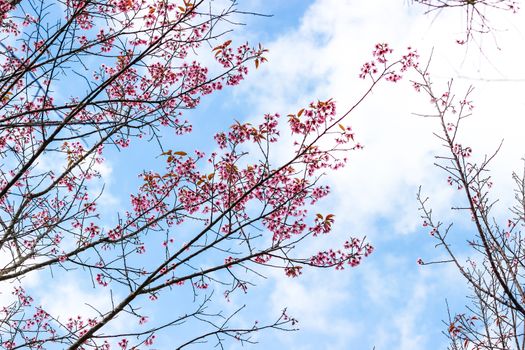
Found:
[20,0,525,349]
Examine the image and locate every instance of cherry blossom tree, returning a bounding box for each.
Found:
[0,1,419,349]
[413,63,525,349]
[412,0,519,44]
[405,1,525,347]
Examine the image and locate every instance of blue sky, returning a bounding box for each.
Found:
[15,0,525,349]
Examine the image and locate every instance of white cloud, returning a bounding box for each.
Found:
[233,0,525,238]
[38,274,113,320]
[36,273,131,342]
[394,280,428,350]
[268,268,363,349]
